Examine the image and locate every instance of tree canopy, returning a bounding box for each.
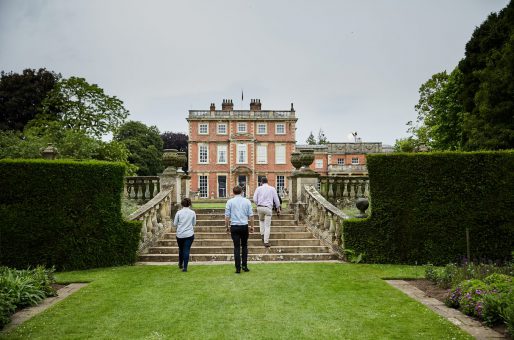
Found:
[160,131,188,151]
[0,68,61,131]
[41,77,129,138]
[402,1,514,151]
[114,121,164,176]
[306,131,316,145]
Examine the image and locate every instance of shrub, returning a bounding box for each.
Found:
[343,152,514,264]
[0,266,56,329]
[0,159,141,270]
[457,279,490,317]
[482,292,509,326]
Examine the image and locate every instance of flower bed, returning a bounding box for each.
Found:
[425,263,514,335]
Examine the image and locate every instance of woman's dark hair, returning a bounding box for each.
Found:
[233,186,242,195]
[181,197,192,207]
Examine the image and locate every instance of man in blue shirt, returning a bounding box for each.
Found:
[225,185,254,274]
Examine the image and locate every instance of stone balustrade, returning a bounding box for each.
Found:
[125,176,160,201]
[300,184,349,256]
[319,176,369,208]
[128,188,173,253]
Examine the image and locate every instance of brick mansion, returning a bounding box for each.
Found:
[187,99,385,198]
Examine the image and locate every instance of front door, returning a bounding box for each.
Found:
[238,175,247,197]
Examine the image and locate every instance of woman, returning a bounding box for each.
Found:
[173,197,196,272]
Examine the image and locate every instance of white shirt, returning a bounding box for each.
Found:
[173,207,196,238]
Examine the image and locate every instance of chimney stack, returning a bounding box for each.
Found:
[221,99,233,111]
[210,103,216,111]
[250,99,262,111]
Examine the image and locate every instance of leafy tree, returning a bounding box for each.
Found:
[161,131,188,151]
[0,68,60,131]
[458,1,514,150]
[317,129,329,144]
[306,131,316,145]
[393,137,417,153]
[410,69,464,150]
[114,121,164,176]
[41,76,129,138]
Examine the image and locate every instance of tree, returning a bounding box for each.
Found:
[458,1,514,150]
[317,129,329,144]
[41,76,129,138]
[306,131,316,145]
[161,131,188,151]
[0,68,61,131]
[114,121,164,176]
[410,69,464,151]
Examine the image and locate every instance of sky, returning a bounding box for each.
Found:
[0,0,510,145]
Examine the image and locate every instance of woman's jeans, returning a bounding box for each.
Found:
[176,235,195,270]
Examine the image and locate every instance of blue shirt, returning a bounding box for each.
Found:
[225,195,253,225]
[173,207,196,238]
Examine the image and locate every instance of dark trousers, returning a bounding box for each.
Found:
[176,235,194,269]
[230,225,249,270]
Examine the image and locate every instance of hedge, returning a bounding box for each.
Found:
[0,159,141,270]
[343,151,514,265]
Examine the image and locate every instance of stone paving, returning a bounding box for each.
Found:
[2,283,87,333]
[386,280,505,340]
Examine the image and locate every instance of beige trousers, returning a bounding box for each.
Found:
[257,206,273,243]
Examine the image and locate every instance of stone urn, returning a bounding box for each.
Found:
[299,149,315,169]
[290,152,302,170]
[162,149,186,175]
[355,198,369,218]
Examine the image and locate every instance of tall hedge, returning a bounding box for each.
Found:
[343,152,514,265]
[0,159,141,270]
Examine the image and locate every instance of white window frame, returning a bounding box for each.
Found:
[257,144,267,164]
[275,123,286,135]
[275,144,286,164]
[198,143,209,164]
[315,159,323,169]
[276,175,285,195]
[199,175,208,198]
[217,145,227,164]
[337,158,345,166]
[257,123,267,135]
[199,123,209,135]
[352,157,360,165]
[237,122,247,133]
[217,123,227,135]
[236,144,247,164]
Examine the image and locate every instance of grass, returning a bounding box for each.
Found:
[1,264,472,339]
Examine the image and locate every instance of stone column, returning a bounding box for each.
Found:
[160,149,187,204]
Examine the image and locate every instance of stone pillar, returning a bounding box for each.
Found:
[289,170,320,204]
[160,149,187,204]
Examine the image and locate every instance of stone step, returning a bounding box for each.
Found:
[139,253,339,262]
[195,219,297,226]
[157,239,322,247]
[163,232,316,240]
[194,208,289,214]
[196,214,294,221]
[178,226,306,233]
[147,246,331,255]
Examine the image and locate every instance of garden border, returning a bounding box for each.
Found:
[386,280,504,339]
[1,283,88,333]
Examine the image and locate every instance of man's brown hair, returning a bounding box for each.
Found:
[233,186,242,195]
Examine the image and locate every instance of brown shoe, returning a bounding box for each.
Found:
[264,243,271,248]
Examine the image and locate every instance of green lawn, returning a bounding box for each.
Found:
[1,264,471,340]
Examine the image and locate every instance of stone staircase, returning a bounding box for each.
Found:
[139,208,339,262]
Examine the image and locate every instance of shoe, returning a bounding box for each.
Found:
[242,267,250,272]
[235,269,241,274]
[182,268,187,272]
[261,235,264,242]
[178,263,183,269]
[264,243,271,248]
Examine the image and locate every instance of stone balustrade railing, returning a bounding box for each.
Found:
[319,176,369,208]
[300,184,349,256]
[128,188,173,253]
[125,176,160,201]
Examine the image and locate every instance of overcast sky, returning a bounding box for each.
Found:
[0,0,509,145]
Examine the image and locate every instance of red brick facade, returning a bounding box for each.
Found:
[187,99,297,198]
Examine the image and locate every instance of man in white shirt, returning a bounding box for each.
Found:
[253,177,281,248]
